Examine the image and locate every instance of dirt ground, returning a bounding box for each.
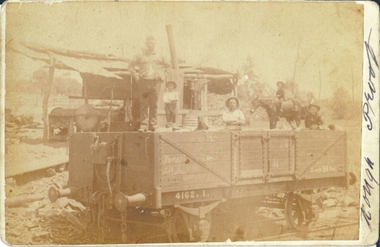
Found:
[4,93,361,244]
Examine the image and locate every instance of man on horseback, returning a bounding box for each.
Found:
[276,81,295,114]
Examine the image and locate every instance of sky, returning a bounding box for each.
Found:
[4,1,364,99]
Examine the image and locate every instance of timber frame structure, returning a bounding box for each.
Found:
[7,25,238,140]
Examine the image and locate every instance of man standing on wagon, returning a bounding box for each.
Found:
[129,36,171,132]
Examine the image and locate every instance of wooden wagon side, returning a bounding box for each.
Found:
[49,129,353,242]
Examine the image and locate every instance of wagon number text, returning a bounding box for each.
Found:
[174,190,208,200]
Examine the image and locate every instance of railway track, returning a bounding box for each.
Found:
[116,206,359,243]
[254,218,358,241]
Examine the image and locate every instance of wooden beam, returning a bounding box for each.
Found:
[42,58,55,141]
[21,42,130,62]
[6,194,45,208]
[185,74,233,80]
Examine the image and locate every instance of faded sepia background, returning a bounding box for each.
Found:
[4,1,363,244]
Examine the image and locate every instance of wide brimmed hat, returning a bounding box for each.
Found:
[308,104,321,111]
[166,81,177,89]
[276,81,285,87]
[225,96,240,108]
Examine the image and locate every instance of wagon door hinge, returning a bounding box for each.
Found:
[159,135,232,185]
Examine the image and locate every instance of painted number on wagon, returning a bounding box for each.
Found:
[174,190,207,200]
[175,191,195,200]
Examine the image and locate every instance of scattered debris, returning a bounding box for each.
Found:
[60,209,86,231]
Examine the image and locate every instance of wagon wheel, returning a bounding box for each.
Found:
[169,210,191,242]
[284,192,315,232]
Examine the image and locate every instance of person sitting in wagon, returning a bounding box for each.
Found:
[305,104,324,130]
[222,96,246,130]
[163,81,179,128]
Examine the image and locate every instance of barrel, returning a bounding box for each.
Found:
[182,115,198,128]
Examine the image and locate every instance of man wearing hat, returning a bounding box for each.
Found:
[129,36,171,131]
[305,104,324,130]
[163,81,179,127]
[222,96,246,129]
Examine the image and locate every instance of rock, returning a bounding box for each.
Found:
[30,201,47,211]
[344,196,359,207]
[6,177,17,187]
[57,164,66,173]
[46,168,56,177]
[8,230,23,238]
[52,197,69,209]
[271,211,279,218]
[33,231,50,238]
[323,198,338,207]
[68,200,86,212]
[24,222,38,230]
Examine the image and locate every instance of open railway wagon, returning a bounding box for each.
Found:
[48,128,356,243]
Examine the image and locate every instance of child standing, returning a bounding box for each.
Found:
[163,81,179,128]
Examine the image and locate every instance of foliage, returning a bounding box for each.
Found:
[331,86,350,119]
[31,68,50,95]
[6,79,38,95]
[284,80,298,95]
[54,76,82,96]
[7,68,83,96]
[239,56,271,100]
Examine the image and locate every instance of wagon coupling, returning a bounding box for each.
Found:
[48,186,78,203]
[114,192,147,212]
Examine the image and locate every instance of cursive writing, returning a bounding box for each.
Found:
[362,28,378,131]
[360,157,379,231]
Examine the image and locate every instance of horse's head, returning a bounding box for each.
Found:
[250,95,260,114]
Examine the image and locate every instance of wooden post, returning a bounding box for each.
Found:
[166,24,184,126]
[42,56,56,141]
[318,70,321,101]
[351,69,354,101]
[83,80,89,104]
[202,81,208,125]
[166,25,179,70]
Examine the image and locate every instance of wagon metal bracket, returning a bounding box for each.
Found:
[159,135,232,185]
[178,201,221,218]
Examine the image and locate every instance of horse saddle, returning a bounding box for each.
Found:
[282,100,298,112]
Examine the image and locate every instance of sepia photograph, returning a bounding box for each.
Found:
[1,1,378,245]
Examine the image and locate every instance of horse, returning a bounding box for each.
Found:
[250,95,303,129]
